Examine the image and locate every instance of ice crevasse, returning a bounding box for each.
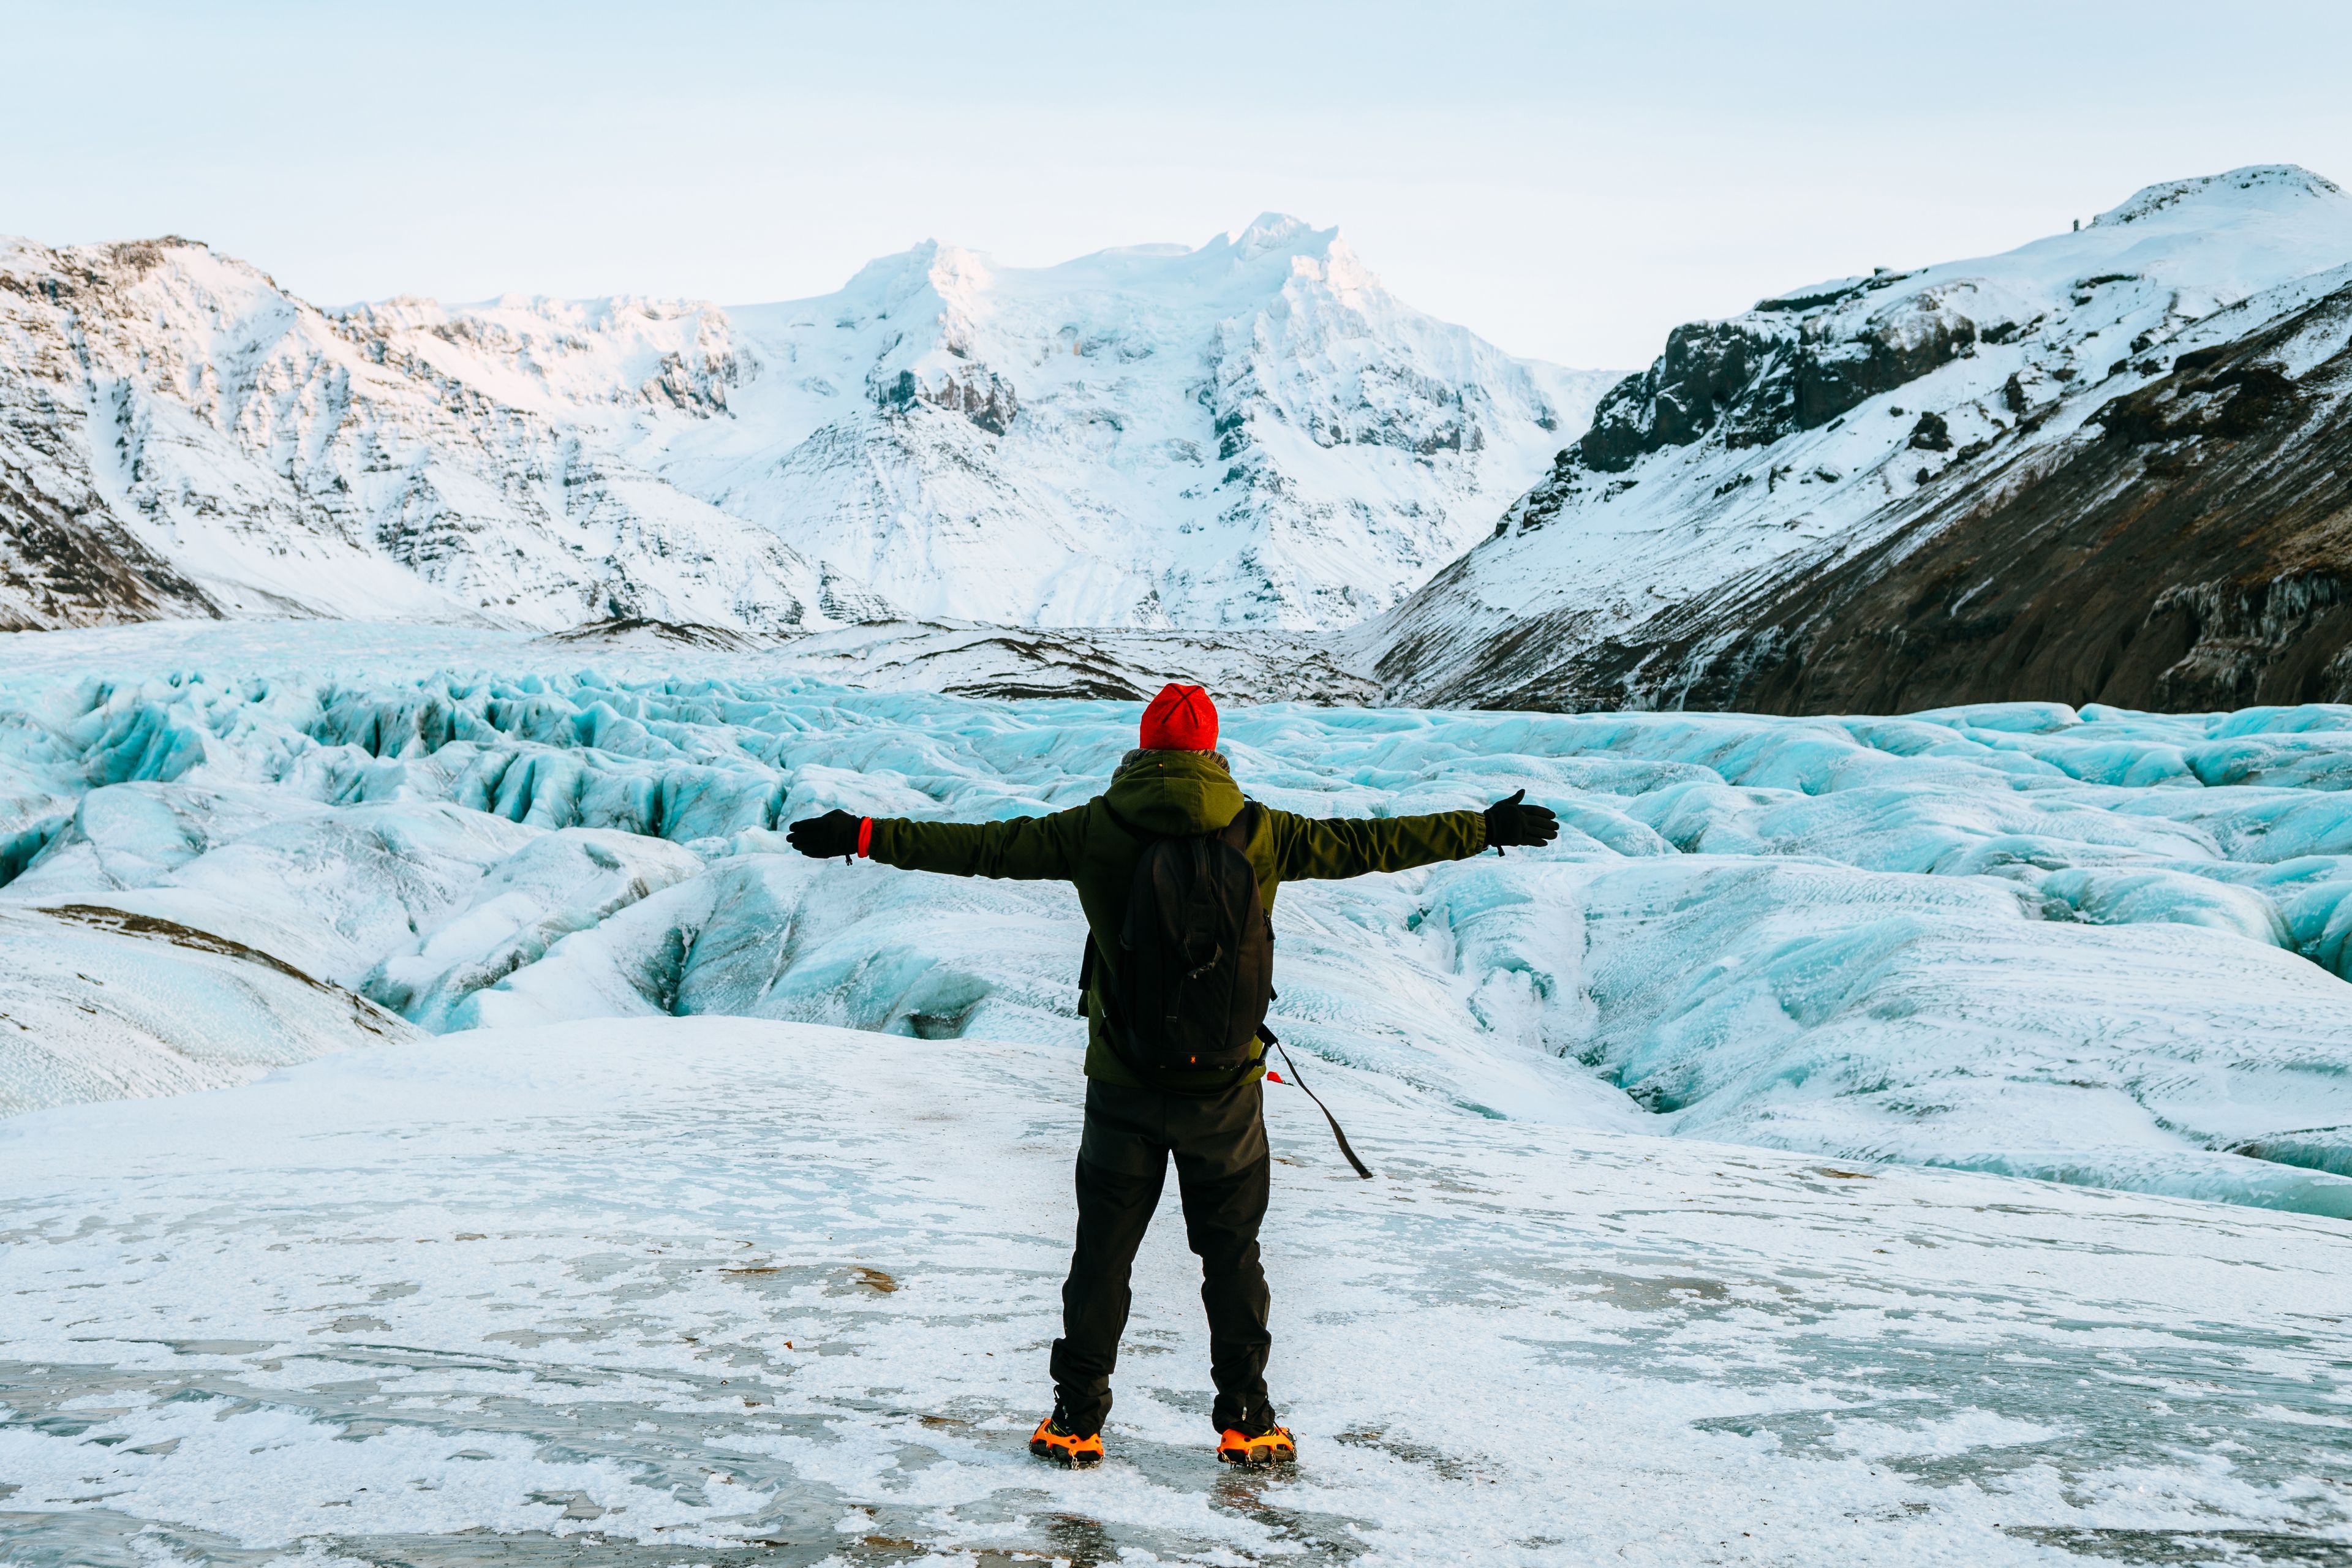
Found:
[2,624,2350,1218]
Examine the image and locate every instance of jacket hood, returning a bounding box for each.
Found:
[1102,748,1244,835]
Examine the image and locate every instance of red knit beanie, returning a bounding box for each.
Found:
[1139,682,1218,752]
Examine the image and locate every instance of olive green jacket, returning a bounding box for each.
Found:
[864,748,1488,1089]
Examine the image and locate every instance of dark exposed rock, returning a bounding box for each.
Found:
[1567,291,1984,475]
[1461,278,2352,715]
[0,456,221,631]
[878,364,1019,435]
[534,616,769,652]
[640,349,740,417]
[1907,411,1953,451]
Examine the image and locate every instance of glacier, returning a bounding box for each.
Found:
[4,622,2350,1218]
[5,622,2352,1562]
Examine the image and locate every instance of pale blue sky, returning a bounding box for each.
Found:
[7,1,2348,366]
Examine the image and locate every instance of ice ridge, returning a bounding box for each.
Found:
[3,624,2350,1218]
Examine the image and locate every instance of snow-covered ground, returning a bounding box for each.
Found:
[4,1019,2348,1565]
[5,622,2350,1219]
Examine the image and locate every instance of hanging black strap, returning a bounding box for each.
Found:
[1270,1038,1374,1180]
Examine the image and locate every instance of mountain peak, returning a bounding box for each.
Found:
[2095,164,2345,228]
[831,239,995,315]
[1224,212,1337,260]
[1368,162,2352,718]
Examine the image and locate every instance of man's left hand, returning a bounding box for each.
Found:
[787,809,864,861]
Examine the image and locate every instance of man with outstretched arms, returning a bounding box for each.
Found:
[787,682,1558,1470]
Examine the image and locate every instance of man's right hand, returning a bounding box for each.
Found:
[787,809,864,861]
[1483,789,1559,853]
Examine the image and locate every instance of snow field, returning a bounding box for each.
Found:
[3,624,2351,1219]
[2,1020,2346,1564]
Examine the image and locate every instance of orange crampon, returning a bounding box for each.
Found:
[1030,1413,1105,1469]
[1216,1425,1297,1468]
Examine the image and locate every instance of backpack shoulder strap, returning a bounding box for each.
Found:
[1087,796,1162,1089]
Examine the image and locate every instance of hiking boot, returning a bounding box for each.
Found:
[1216,1424,1297,1468]
[1030,1412,1104,1469]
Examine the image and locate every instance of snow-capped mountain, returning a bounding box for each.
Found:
[0,218,1610,636]
[1605,262,2352,714]
[0,240,846,635]
[1366,165,2352,711]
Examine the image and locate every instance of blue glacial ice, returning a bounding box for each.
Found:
[3,624,2351,1216]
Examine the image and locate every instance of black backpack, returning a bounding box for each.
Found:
[1090,801,1273,1081]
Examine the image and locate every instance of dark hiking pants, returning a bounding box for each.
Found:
[1048,1077,1272,1437]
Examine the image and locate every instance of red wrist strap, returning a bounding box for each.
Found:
[856,816,873,858]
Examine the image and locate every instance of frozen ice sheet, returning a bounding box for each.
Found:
[2,1020,2346,1566]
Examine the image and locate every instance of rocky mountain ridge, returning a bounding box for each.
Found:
[1603,267,2352,713]
[1364,165,2352,714]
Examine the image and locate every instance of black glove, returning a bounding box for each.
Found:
[786,809,864,862]
[1483,788,1559,854]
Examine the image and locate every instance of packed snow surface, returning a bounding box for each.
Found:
[3,1019,2349,1566]
[5,623,2351,1226]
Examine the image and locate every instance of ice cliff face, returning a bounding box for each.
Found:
[0,218,1608,636]
[1368,165,2352,712]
